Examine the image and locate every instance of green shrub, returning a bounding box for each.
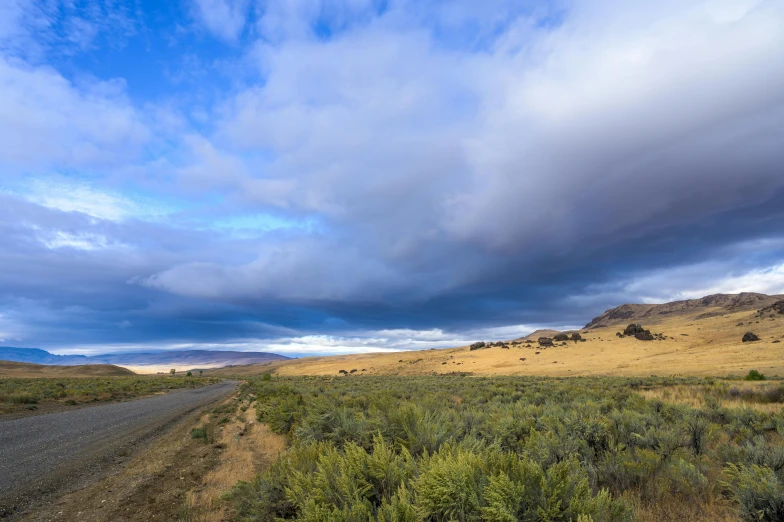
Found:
[414,446,484,520]
[744,437,784,480]
[10,393,39,404]
[744,370,765,381]
[191,427,208,442]
[724,464,784,521]
[225,375,784,521]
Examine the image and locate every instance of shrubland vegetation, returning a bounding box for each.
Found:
[0,376,219,413]
[229,375,784,522]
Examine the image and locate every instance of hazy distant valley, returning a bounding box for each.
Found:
[0,347,289,373]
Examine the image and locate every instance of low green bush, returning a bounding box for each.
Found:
[724,464,784,521]
[744,370,765,381]
[191,427,208,442]
[10,393,39,404]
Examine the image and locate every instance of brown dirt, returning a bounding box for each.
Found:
[185,399,286,521]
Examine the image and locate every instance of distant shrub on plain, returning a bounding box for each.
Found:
[745,369,765,381]
[10,393,39,404]
[0,376,220,412]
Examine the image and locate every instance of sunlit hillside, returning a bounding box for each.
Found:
[215,294,784,378]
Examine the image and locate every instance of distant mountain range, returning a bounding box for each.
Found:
[0,347,290,369]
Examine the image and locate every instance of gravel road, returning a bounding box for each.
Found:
[0,380,238,519]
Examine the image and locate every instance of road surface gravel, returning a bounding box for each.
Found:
[0,380,238,519]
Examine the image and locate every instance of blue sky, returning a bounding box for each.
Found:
[1,0,783,356]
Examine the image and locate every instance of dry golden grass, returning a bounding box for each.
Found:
[0,360,135,377]
[637,381,784,413]
[631,490,738,522]
[217,307,783,379]
[186,398,286,522]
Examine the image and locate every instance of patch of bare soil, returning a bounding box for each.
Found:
[185,398,286,521]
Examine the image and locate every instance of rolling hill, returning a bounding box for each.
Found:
[0,360,136,378]
[212,292,784,378]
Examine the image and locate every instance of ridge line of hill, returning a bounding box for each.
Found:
[584,292,784,329]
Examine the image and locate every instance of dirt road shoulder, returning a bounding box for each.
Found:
[22,389,285,522]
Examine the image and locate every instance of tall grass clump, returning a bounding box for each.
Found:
[191,427,209,442]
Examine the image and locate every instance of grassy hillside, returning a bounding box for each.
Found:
[220,303,784,378]
[0,360,135,378]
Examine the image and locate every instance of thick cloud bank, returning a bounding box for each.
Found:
[1,0,783,354]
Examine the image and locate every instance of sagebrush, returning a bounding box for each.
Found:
[229,375,784,521]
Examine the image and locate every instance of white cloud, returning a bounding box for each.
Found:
[40,231,113,251]
[0,56,149,170]
[261,322,579,356]
[569,250,784,311]
[143,0,784,305]
[193,0,250,41]
[630,262,784,303]
[20,179,139,221]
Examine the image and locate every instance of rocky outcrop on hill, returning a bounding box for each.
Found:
[758,300,784,316]
[585,293,783,329]
[742,332,760,342]
[625,324,654,341]
[614,324,665,341]
[623,324,648,337]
